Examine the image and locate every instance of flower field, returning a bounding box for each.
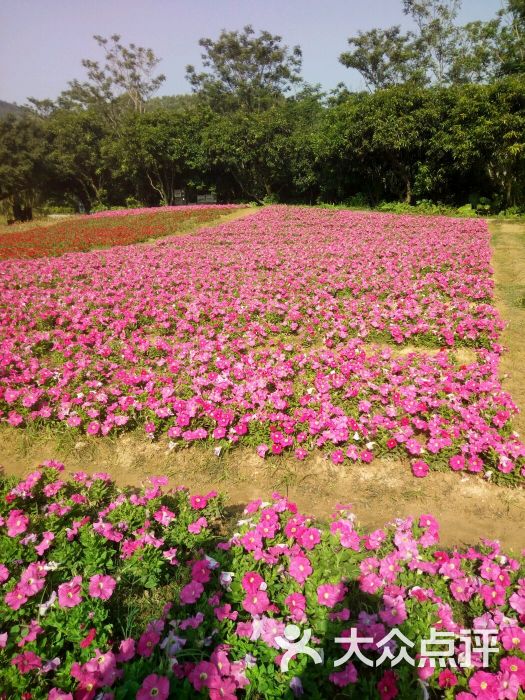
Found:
[0,463,524,699]
[0,206,241,260]
[0,206,523,484]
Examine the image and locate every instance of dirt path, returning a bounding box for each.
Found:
[1,428,524,553]
[489,219,525,436]
[0,215,524,553]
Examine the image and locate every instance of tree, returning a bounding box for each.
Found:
[340,0,484,88]
[108,109,209,205]
[402,0,461,84]
[186,25,302,112]
[0,115,49,220]
[340,27,424,90]
[45,109,110,212]
[59,34,165,127]
[497,0,525,76]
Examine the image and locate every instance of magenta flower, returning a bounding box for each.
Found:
[48,690,73,700]
[5,587,28,610]
[116,638,136,662]
[449,455,465,471]
[88,574,116,600]
[288,555,312,583]
[137,674,169,700]
[468,670,499,698]
[57,576,83,608]
[11,650,42,673]
[242,590,270,615]
[412,460,429,478]
[153,506,175,526]
[180,580,204,605]
[317,582,346,608]
[241,571,265,593]
[189,494,209,509]
[189,661,220,692]
[377,670,399,700]
[6,509,29,537]
[137,630,160,658]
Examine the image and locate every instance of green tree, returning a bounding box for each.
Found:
[0,115,49,220]
[107,109,209,205]
[59,34,166,127]
[186,25,302,112]
[339,27,424,89]
[46,109,110,212]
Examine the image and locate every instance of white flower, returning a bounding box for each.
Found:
[38,591,57,616]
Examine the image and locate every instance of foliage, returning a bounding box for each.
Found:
[58,34,166,125]
[186,25,302,112]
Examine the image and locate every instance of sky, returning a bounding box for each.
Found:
[0,0,503,105]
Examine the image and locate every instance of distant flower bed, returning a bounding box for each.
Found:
[85,204,241,220]
[0,206,523,483]
[0,464,523,699]
[0,206,240,259]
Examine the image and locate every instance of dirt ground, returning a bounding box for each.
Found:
[0,215,524,552]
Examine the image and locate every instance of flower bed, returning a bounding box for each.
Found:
[0,464,523,699]
[0,206,523,483]
[0,206,240,260]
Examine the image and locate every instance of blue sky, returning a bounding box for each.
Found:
[0,0,503,104]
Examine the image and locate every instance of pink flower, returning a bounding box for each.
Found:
[209,677,238,700]
[88,574,116,600]
[241,571,264,593]
[317,582,346,608]
[137,630,160,658]
[35,531,55,556]
[299,527,321,550]
[180,580,204,605]
[189,494,209,509]
[116,638,136,662]
[189,661,220,691]
[188,516,208,534]
[6,509,29,537]
[379,595,407,626]
[242,590,270,615]
[79,628,96,649]
[18,619,43,646]
[57,576,83,608]
[449,455,465,471]
[11,650,42,673]
[288,555,312,583]
[86,421,100,435]
[377,670,398,699]
[412,460,429,477]
[0,564,9,583]
[468,670,499,698]
[48,690,73,700]
[153,506,175,526]
[137,674,169,700]
[500,626,525,652]
[438,669,458,688]
[329,661,358,687]
[5,587,28,610]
